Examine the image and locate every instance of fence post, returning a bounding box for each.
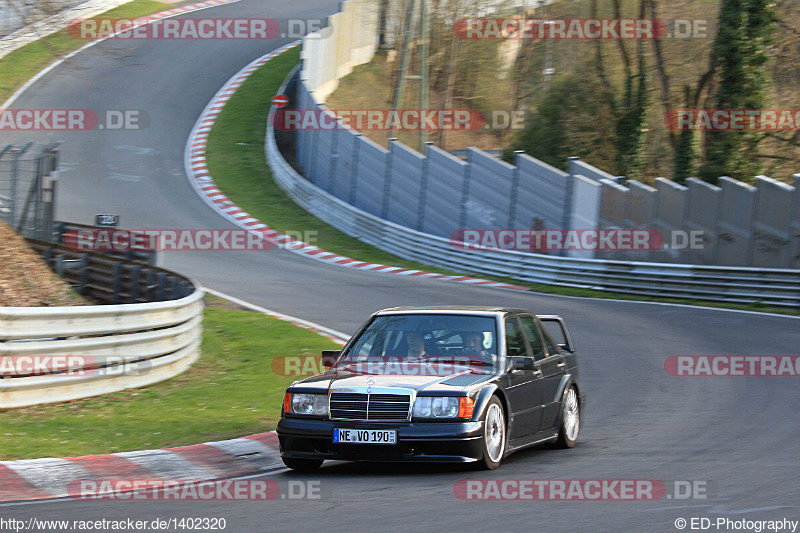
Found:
[10,142,33,230]
[327,121,339,195]
[382,138,397,220]
[564,156,580,231]
[458,149,473,230]
[349,133,363,204]
[417,141,433,231]
[508,150,525,228]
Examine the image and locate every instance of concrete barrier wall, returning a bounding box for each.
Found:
[291,0,800,269]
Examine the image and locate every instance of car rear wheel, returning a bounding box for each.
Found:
[479,396,506,469]
[555,386,580,448]
[282,457,323,472]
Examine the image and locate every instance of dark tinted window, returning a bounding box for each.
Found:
[342,313,497,364]
[504,318,527,357]
[542,329,558,356]
[519,315,545,361]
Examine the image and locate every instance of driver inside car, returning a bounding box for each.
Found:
[405,330,428,357]
[464,331,494,364]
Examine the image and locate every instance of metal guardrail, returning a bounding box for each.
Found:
[54,221,160,266]
[0,241,204,408]
[27,239,190,305]
[265,82,800,309]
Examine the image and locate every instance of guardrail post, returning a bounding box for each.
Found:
[130,264,141,303]
[145,270,156,302]
[78,254,89,294]
[55,254,65,277]
[157,272,167,301]
[170,276,180,300]
[42,245,53,266]
[111,262,122,304]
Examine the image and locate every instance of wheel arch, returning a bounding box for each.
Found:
[473,385,509,425]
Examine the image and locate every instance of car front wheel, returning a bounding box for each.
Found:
[282,457,323,472]
[555,386,580,448]
[479,396,506,469]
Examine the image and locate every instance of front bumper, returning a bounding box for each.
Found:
[277,417,485,463]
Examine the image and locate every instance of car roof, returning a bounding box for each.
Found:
[375,306,533,316]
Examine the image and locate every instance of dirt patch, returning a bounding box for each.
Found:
[0,220,89,307]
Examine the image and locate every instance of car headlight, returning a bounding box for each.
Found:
[284,392,328,416]
[413,396,474,418]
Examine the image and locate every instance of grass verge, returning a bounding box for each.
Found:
[0,0,169,103]
[0,295,341,461]
[204,48,799,317]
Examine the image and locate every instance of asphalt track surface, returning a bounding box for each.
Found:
[2,1,800,531]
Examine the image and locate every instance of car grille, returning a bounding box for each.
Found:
[329,393,411,421]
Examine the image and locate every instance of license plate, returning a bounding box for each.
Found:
[333,428,397,445]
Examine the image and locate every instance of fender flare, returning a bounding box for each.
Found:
[471,384,506,423]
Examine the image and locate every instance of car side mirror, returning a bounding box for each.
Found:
[509,356,534,371]
[321,350,340,369]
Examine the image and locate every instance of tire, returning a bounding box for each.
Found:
[282,457,323,472]
[479,396,506,470]
[554,386,580,449]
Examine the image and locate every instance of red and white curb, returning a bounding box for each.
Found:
[182,45,529,292]
[0,432,280,503]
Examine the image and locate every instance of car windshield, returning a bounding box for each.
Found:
[338,313,499,374]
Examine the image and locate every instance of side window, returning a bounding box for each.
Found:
[519,315,545,361]
[504,318,528,357]
[542,330,558,356]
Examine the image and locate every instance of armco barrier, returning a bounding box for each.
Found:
[266,76,800,309]
[27,239,190,304]
[0,242,203,408]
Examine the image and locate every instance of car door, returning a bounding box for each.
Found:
[504,315,543,440]
[534,319,568,431]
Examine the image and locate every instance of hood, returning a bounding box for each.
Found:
[293,363,492,392]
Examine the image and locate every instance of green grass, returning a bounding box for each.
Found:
[0,0,169,103]
[205,46,467,270]
[0,296,341,461]
[204,48,799,317]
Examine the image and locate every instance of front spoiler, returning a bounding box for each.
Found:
[277,417,485,463]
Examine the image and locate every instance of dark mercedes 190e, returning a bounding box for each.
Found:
[277,307,583,470]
